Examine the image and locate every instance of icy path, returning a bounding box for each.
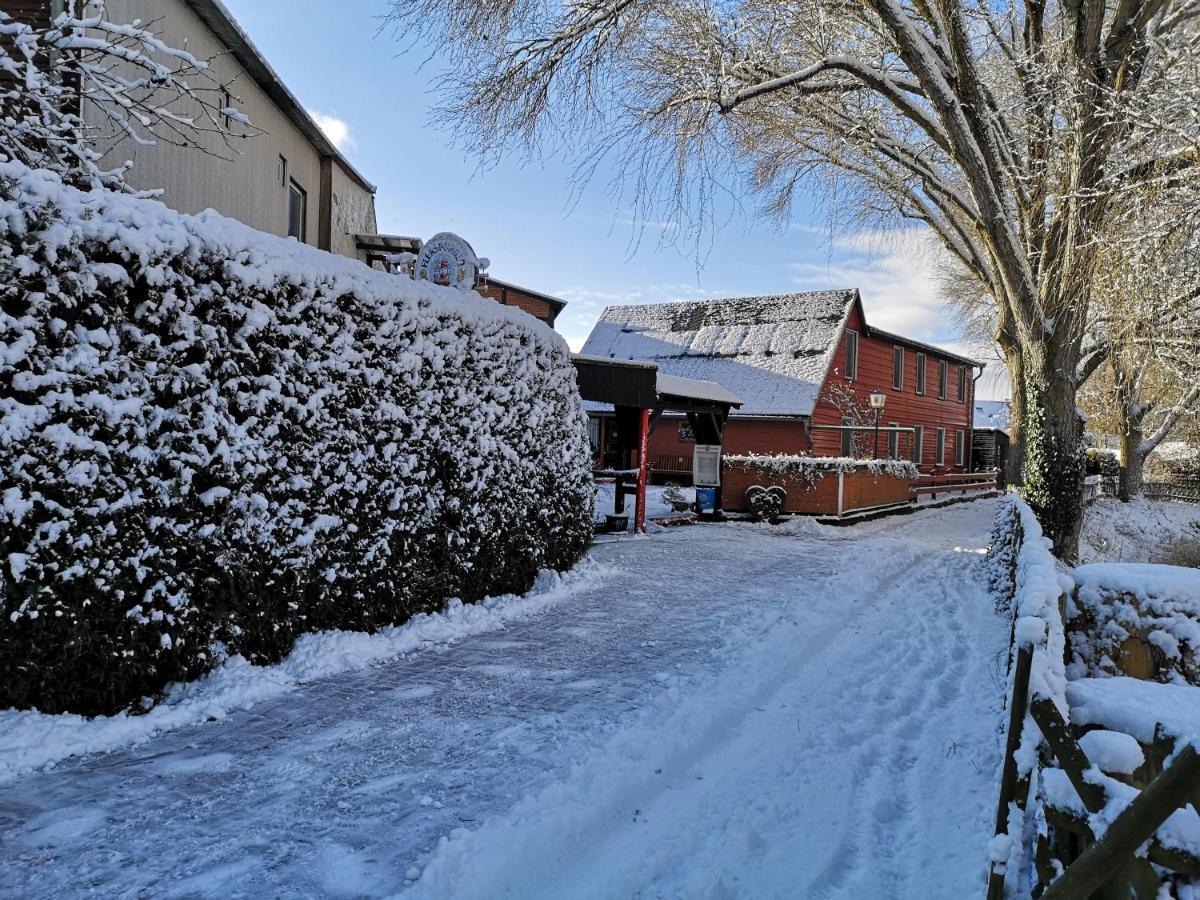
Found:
[0,500,1008,899]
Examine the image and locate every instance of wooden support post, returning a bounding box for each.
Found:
[987,643,1034,900]
[1029,697,1107,813]
[1041,746,1200,900]
[635,406,649,533]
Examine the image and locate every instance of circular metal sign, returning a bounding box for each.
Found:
[414,232,480,291]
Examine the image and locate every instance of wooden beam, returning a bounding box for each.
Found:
[1041,745,1200,900]
[1030,696,1107,812]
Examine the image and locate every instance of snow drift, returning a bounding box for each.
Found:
[0,161,593,715]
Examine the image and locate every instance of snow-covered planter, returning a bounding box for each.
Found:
[0,162,593,715]
[1067,564,1200,685]
[722,455,918,516]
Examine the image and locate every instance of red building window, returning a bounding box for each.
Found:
[913,425,924,464]
[956,429,966,466]
[845,330,859,380]
[915,353,926,395]
[887,422,899,458]
[938,360,948,400]
[936,427,946,465]
[892,346,904,390]
[957,364,968,402]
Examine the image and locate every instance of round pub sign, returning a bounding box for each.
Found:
[414,232,481,292]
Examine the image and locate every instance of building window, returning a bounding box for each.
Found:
[845,330,859,381]
[588,416,601,454]
[913,425,924,465]
[938,360,949,400]
[678,422,695,443]
[956,429,966,466]
[287,180,307,241]
[887,422,899,459]
[278,155,287,187]
[840,417,854,457]
[958,365,968,403]
[892,346,904,390]
[915,353,926,395]
[935,427,946,466]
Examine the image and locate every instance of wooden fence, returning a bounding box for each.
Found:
[911,470,999,501]
[1144,477,1200,504]
[986,500,1200,897]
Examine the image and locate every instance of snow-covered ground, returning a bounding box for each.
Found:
[1081,497,1200,564]
[593,481,696,523]
[0,500,1008,899]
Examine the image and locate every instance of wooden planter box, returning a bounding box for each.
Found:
[722,456,916,517]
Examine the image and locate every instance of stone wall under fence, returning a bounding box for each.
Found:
[722,455,919,517]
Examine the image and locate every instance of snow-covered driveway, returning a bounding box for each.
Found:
[0,500,1008,899]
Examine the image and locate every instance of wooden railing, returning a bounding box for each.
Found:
[652,454,692,476]
[911,470,999,500]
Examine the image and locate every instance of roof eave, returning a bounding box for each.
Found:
[182,0,377,195]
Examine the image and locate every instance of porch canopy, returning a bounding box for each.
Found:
[572,354,743,531]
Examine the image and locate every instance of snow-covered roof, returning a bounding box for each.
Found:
[974,400,1011,433]
[656,373,743,407]
[580,291,858,417]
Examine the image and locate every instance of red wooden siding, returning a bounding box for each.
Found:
[475,281,562,327]
[810,303,975,473]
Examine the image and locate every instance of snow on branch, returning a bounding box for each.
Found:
[0,2,258,191]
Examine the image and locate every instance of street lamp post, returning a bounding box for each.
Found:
[869,392,888,459]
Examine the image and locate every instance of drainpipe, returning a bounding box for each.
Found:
[971,363,986,477]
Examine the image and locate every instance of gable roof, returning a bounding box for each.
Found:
[580,291,858,416]
[974,400,1011,433]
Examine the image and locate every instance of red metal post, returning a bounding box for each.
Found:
[635,406,650,533]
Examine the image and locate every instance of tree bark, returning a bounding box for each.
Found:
[1020,358,1085,562]
[1004,347,1027,487]
[1118,425,1145,501]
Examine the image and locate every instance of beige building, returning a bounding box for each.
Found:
[82,0,380,261]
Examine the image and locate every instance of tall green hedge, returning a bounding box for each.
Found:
[0,162,593,715]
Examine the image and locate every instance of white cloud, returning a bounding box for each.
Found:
[308,110,356,152]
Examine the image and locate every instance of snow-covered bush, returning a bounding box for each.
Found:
[0,162,592,715]
[1068,564,1200,686]
[987,497,1021,610]
[724,454,919,487]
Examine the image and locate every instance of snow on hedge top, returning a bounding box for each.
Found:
[1068,677,1200,749]
[0,162,563,349]
[580,291,857,416]
[725,454,919,479]
[1075,563,1200,606]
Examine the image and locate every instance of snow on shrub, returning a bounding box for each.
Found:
[724,454,919,487]
[1068,563,1200,686]
[0,162,593,715]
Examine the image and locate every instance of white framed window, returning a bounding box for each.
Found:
[287,179,307,242]
[845,330,859,381]
[840,417,854,456]
[913,425,924,464]
[958,365,968,403]
[935,427,946,466]
[887,422,899,458]
[915,353,926,395]
[955,429,966,466]
[892,346,904,390]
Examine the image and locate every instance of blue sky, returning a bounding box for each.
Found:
[223,0,1006,398]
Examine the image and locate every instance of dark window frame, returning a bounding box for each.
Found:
[844,330,859,381]
[892,346,904,391]
[957,364,968,403]
[840,417,854,457]
[887,422,899,459]
[955,428,966,466]
[935,427,946,466]
[938,359,949,400]
[287,179,307,242]
[913,425,924,465]
[915,353,926,395]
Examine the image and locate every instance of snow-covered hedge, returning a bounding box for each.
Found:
[1068,564,1200,686]
[0,162,593,715]
[724,454,919,485]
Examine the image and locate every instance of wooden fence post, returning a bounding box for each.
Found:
[1040,745,1200,900]
[986,643,1034,899]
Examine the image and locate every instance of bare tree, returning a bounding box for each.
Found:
[1088,183,1200,498]
[387,0,1200,559]
[0,2,256,192]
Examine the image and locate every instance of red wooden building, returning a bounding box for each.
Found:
[581,290,982,480]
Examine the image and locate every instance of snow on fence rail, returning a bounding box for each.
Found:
[721,455,918,517]
[0,162,593,716]
[986,500,1200,897]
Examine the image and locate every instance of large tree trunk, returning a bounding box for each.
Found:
[1118,430,1145,501]
[1004,348,1027,488]
[1020,358,1085,562]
